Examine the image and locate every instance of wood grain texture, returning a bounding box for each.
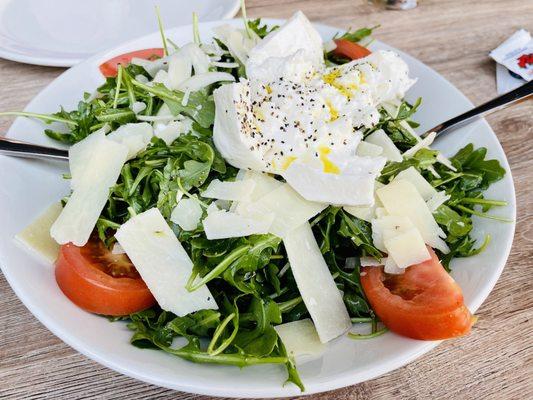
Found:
[1,0,532,399]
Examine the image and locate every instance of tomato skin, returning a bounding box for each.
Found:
[361,248,474,340]
[333,39,371,60]
[99,48,165,77]
[56,242,156,316]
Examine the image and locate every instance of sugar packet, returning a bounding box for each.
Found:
[490,29,532,82]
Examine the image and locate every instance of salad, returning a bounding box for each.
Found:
[6,6,509,391]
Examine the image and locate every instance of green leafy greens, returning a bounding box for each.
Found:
[0,14,508,392]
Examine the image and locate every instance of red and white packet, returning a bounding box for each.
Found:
[490,29,532,83]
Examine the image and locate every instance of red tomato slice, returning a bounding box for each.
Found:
[361,247,474,340]
[333,39,372,60]
[99,48,165,77]
[55,233,155,316]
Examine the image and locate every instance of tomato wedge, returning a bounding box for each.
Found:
[361,247,474,340]
[99,48,165,77]
[333,39,371,60]
[55,233,155,316]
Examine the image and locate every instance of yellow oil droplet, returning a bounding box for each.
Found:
[254,109,265,122]
[323,69,341,85]
[359,72,366,85]
[318,146,340,174]
[265,84,272,94]
[323,69,354,98]
[325,99,339,122]
[281,156,297,170]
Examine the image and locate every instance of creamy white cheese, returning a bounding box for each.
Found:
[213,11,414,206]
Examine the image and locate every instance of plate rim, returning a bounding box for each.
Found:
[0,0,241,67]
[0,17,517,398]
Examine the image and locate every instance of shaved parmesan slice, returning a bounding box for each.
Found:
[275,319,325,358]
[203,205,273,239]
[356,141,384,157]
[115,208,217,316]
[51,133,128,246]
[154,118,193,145]
[393,166,437,200]
[343,181,384,222]
[131,101,146,114]
[213,24,257,64]
[111,243,125,255]
[365,130,403,162]
[152,69,172,89]
[384,227,430,269]
[243,171,283,201]
[15,202,63,264]
[360,256,382,267]
[131,56,169,78]
[343,204,375,222]
[170,198,203,231]
[232,171,283,213]
[384,256,403,274]
[402,131,436,158]
[371,215,414,252]
[167,52,192,90]
[377,180,449,253]
[238,183,327,238]
[284,223,351,342]
[426,191,451,212]
[282,157,385,206]
[178,72,235,92]
[375,207,388,219]
[180,43,211,75]
[323,40,337,52]
[201,179,256,202]
[68,127,109,190]
[211,61,240,68]
[107,122,153,160]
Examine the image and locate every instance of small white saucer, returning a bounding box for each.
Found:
[0,0,240,67]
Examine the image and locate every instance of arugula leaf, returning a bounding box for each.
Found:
[337,26,376,43]
[338,210,383,259]
[131,81,215,128]
[247,18,278,39]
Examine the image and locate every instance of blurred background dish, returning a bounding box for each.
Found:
[0,0,240,67]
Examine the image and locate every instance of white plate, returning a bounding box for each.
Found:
[0,0,240,67]
[0,18,516,398]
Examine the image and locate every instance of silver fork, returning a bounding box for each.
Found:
[1,81,531,161]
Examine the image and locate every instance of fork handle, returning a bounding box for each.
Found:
[425,80,533,138]
[0,136,69,161]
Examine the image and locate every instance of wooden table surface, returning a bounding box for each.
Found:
[1,0,532,399]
